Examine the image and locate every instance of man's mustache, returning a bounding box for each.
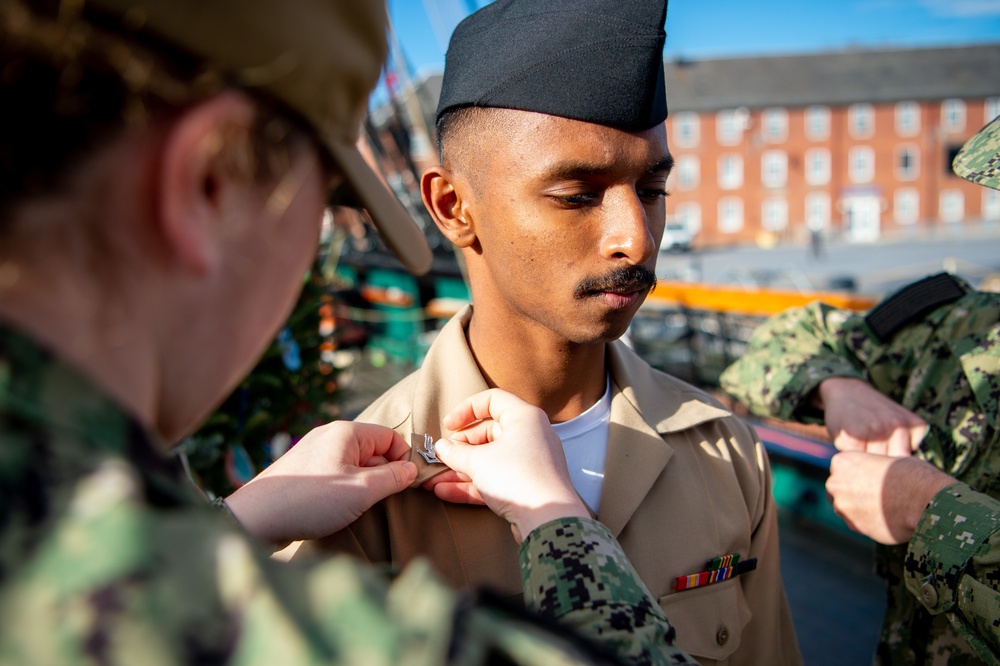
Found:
[574,266,657,299]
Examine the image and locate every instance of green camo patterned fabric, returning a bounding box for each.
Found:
[953,116,1000,192]
[0,324,695,666]
[908,482,1000,665]
[720,279,1000,665]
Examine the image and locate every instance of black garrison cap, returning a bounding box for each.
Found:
[436,0,669,132]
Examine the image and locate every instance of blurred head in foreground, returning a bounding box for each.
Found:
[0,0,429,441]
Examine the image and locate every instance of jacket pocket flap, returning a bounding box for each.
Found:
[659,577,751,661]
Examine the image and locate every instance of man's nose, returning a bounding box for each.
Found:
[600,188,657,265]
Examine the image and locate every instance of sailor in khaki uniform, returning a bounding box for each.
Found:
[294,0,801,662]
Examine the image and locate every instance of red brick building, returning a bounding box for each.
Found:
[663,44,1000,247]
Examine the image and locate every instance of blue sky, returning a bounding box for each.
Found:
[388,0,1000,80]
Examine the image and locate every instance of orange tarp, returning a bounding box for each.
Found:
[645,281,878,317]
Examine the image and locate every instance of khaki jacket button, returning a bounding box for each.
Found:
[920,583,939,608]
[716,625,730,646]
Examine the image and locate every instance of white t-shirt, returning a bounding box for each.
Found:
[551,379,612,514]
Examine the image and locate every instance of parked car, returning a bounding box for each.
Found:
[660,221,694,253]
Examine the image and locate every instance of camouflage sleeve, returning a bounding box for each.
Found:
[0,458,697,666]
[719,301,866,423]
[905,482,1000,663]
[519,517,697,665]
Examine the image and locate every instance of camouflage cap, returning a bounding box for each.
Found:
[952,115,1000,192]
[78,0,432,274]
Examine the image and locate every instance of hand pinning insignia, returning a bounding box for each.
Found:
[408,433,451,487]
[414,433,442,465]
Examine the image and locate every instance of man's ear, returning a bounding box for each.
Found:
[157,92,257,274]
[421,166,477,248]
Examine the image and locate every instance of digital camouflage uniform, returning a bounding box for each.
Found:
[0,324,697,666]
[720,277,1000,665]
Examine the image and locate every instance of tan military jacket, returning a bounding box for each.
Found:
[296,307,801,665]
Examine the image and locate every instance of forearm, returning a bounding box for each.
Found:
[905,482,1000,662]
[720,302,864,422]
[519,517,695,665]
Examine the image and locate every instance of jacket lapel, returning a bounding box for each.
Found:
[599,341,732,536]
[601,392,672,536]
[410,305,488,440]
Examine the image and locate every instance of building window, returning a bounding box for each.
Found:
[805,192,830,230]
[718,154,743,190]
[762,108,788,142]
[805,148,831,186]
[675,202,702,233]
[986,98,1000,125]
[849,146,875,183]
[761,150,787,188]
[942,99,966,133]
[984,190,1000,221]
[718,197,744,233]
[761,198,788,231]
[896,145,919,181]
[940,190,964,223]
[894,188,919,225]
[805,105,830,141]
[673,112,699,148]
[849,103,875,139]
[676,156,699,190]
[716,109,745,145]
[895,101,920,137]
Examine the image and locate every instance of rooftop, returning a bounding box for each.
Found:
[664,43,1000,112]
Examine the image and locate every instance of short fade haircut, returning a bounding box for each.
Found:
[435,106,507,166]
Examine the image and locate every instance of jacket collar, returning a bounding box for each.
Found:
[408,305,732,535]
[410,305,488,439]
[608,341,732,434]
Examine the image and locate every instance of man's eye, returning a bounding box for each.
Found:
[554,192,600,207]
[639,188,670,201]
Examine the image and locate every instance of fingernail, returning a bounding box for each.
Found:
[401,461,417,479]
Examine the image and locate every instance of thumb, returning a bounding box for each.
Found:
[361,460,417,501]
[432,438,473,476]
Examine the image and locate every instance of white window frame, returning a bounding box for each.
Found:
[718,197,744,233]
[894,188,919,225]
[987,97,1000,125]
[673,112,700,149]
[849,103,875,139]
[676,155,700,190]
[805,192,830,230]
[939,190,964,224]
[761,150,788,188]
[984,189,1000,221]
[895,101,920,137]
[716,109,744,146]
[896,144,919,181]
[675,202,702,233]
[849,146,875,184]
[942,99,966,133]
[805,148,831,186]
[805,105,830,141]
[761,197,788,231]
[718,154,744,190]
[762,108,788,143]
